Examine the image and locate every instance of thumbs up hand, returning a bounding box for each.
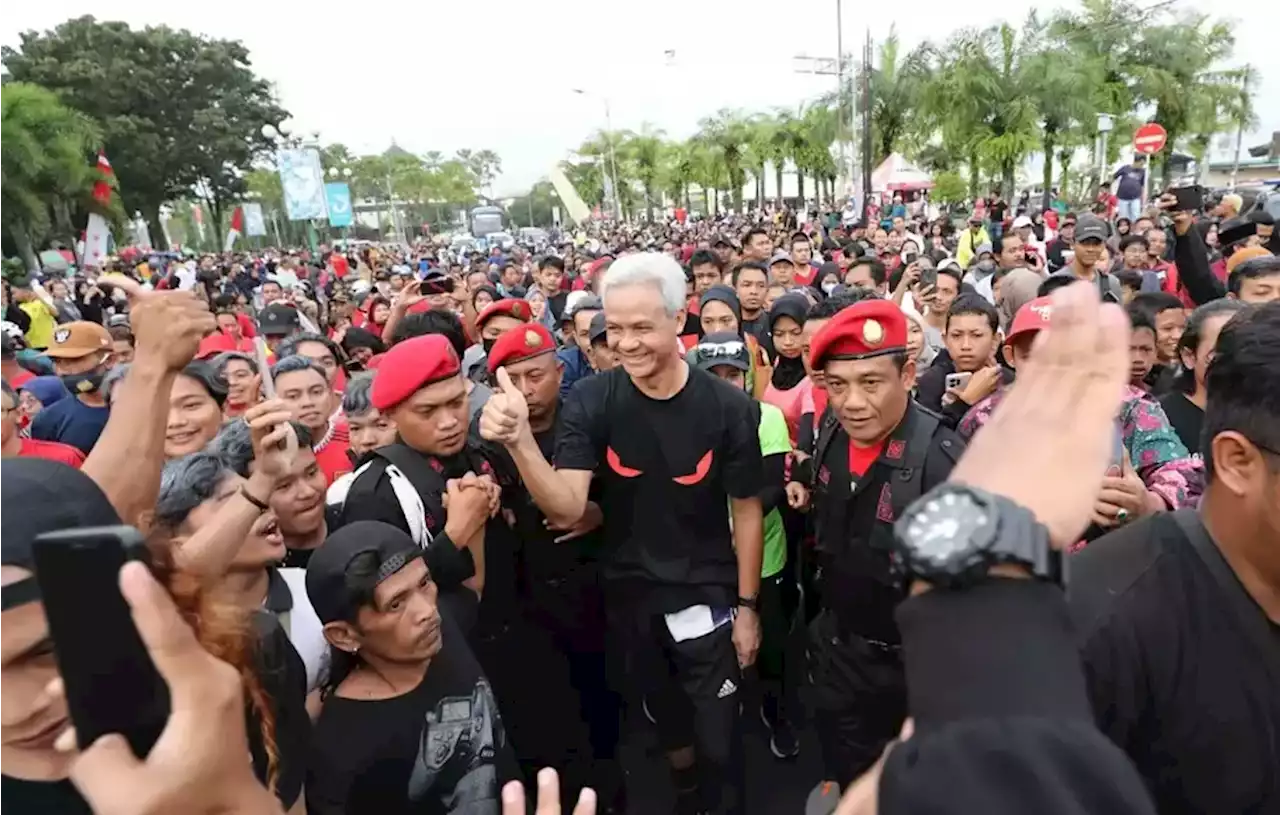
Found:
[479,367,531,448]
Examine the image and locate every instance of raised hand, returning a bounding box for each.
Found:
[478,368,531,447]
[108,276,216,372]
[949,282,1131,548]
[244,399,299,483]
[391,279,427,313]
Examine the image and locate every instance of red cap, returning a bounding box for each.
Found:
[1006,296,1054,344]
[475,299,533,330]
[808,299,908,368]
[487,323,556,374]
[195,332,239,360]
[370,334,460,411]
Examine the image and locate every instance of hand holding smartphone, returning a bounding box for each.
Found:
[253,336,276,400]
[32,526,169,757]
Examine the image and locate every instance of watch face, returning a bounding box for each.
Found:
[903,489,994,570]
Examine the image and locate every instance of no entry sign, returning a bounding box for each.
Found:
[1133,123,1168,155]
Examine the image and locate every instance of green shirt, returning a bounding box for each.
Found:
[757,402,791,578]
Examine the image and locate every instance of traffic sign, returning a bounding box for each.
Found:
[1133,123,1168,156]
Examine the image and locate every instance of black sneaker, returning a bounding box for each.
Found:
[769,716,801,760]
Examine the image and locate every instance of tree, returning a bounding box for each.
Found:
[852,28,934,163]
[621,125,667,222]
[930,170,967,204]
[3,15,288,248]
[1129,13,1240,186]
[1,82,104,271]
[697,109,753,213]
[1027,17,1095,208]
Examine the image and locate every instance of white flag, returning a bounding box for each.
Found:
[83,213,112,269]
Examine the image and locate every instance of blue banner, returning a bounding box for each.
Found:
[324,182,353,227]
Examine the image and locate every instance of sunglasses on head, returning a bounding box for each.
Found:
[697,340,746,358]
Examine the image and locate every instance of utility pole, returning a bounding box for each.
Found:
[862,30,873,224]
[835,0,846,202]
[1230,65,1250,189]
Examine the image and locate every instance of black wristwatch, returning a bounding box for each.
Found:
[736,595,760,612]
[893,484,1061,589]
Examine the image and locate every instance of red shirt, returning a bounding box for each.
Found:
[330,255,350,279]
[792,264,818,287]
[18,437,86,468]
[313,422,352,486]
[848,437,887,478]
[8,369,35,389]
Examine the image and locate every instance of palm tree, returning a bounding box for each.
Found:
[697,109,753,213]
[621,124,667,222]
[851,27,934,163]
[1129,13,1240,186]
[663,140,697,212]
[1027,18,1096,208]
[1,82,102,271]
[946,20,1043,195]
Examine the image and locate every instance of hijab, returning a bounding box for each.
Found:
[20,375,71,408]
[997,268,1043,332]
[768,295,809,391]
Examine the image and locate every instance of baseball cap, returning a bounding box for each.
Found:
[974,243,993,257]
[588,311,608,345]
[693,331,750,373]
[259,304,301,337]
[2,458,122,610]
[1006,296,1054,344]
[43,321,113,360]
[1011,215,1033,229]
[305,521,424,624]
[1218,217,1256,249]
[565,294,602,321]
[1074,214,1109,243]
[769,250,795,267]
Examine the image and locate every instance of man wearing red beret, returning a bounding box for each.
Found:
[480,252,764,815]
[470,298,534,383]
[327,332,589,789]
[482,321,621,804]
[798,290,966,791]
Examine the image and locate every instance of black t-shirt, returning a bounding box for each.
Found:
[0,777,92,815]
[1158,392,1203,457]
[306,618,521,815]
[555,364,763,612]
[547,291,569,323]
[1069,513,1280,814]
[988,199,1007,222]
[250,612,312,809]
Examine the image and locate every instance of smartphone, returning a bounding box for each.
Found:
[1109,426,1126,474]
[945,372,972,391]
[254,336,276,399]
[32,526,169,757]
[1170,185,1204,213]
[918,265,938,289]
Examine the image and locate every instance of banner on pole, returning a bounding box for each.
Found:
[277,148,328,221]
[325,183,354,227]
[243,203,268,237]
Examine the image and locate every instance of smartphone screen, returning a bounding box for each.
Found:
[1171,185,1204,212]
[32,526,169,756]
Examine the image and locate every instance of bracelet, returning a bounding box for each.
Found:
[736,595,759,612]
[239,486,271,513]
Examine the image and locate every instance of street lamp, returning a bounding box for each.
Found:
[572,88,623,222]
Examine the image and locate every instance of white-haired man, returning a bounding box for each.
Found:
[480,252,764,815]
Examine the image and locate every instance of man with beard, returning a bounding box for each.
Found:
[802,295,965,791]
[480,322,620,806]
[30,322,113,455]
[329,334,584,789]
[480,253,763,815]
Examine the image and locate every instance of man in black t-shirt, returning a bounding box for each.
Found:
[304,521,521,815]
[1070,303,1280,815]
[480,252,764,815]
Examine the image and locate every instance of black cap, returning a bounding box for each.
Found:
[1074,214,1109,243]
[305,521,424,624]
[259,303,302,337]
[1218,217,1257,248]
[2,459,122,609]
[693,331,751,372]
[588,311,608,345]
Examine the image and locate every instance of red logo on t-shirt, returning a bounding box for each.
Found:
[885,440,906,461]
[672,450,713,486]
[606,447,642,478]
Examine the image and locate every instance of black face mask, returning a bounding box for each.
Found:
[482,337,498,354]
[61,367,106,395]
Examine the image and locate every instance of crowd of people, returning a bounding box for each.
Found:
[1,176,1278,815]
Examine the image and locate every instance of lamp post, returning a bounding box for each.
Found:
[572,88,623,222]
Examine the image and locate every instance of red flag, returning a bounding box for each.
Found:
[91,152,114,205]
[224,206,244,251]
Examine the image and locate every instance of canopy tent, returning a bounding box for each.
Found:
[871,153,934,192]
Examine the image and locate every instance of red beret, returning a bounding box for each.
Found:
[475,299,532,330]
[809,299,908,368]
[487,323,556,374]
[196,332,239,360]
[370,334,461,411]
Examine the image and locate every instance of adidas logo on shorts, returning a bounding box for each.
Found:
[717,678,737,699]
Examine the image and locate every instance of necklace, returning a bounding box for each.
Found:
[312,416,337,452]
